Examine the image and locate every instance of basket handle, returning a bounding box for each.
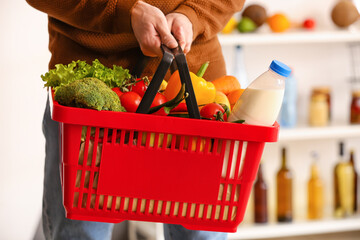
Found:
[135,45,200,119]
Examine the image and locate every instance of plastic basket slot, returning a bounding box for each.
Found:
[207,205,213,219]
[223,205,230,221]
[160,201,167,216]
[136,198,142,213]
[145,199,151,214]
[214,205,221,220]
[119,130,126,146]
[170,133,177,150]
[141,199,147,213]
[233,141,244,181]
[138,199,143,213]
[166,201,172,216]
[114,197,121,211]
[202,204,210,220]
[132,198,138,213]
[78,127,90,166]
[169,201,175,217]
[109,196,116,211]
[186,203,192,218]
[105,195,111,210]
[194,203,201,219]
[177,202,183,217]
[173,202,180,217]
[129,198,136,212]
[156,200,162,215]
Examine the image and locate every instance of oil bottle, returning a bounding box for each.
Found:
[307,152,324,220]
[349,150,358,212]
[276,147,293,222]
[254,163,268,223]
[334,142,354,217]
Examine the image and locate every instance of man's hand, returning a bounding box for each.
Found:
[166,13,193,54]
[131,1,178,57]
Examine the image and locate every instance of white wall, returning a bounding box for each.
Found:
[1,0,360,239]
[0,1,49,239]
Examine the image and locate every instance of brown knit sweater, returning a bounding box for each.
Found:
[26,0,244,81]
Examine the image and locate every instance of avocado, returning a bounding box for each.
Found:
[331,0,359,28]
[242,4,267,27]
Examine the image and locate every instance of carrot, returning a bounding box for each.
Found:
[211,75,241,95]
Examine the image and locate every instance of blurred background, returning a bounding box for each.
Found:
[1,0,360,239]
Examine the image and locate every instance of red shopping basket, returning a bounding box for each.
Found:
[50,46,279,232]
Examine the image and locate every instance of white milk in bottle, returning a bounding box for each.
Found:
[228,60,291,126]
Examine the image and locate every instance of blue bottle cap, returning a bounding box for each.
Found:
[270,60,292,77]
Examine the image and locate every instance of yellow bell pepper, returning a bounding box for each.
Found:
[163,63,216,106]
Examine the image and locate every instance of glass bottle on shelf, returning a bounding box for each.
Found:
[307,152,324,220]
[254,163,268,223]
[350,90,360,124]
[279,70,297,128]
[334,142,355,218]
[309,92,328,127]
[276,147,293,222]
[349,150,358,212]
[312,87,331,121]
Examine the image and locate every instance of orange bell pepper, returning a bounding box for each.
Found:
[163,62,216,106]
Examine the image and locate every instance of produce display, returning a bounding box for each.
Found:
[331,0,360,28]
[242,4,267,27]
[221,1,360,35]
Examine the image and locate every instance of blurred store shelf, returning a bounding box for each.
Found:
[219,26,360,46]
[278,123,360,141]
[229,215,360,239]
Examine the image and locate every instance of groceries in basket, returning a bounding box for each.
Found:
[42,59,240,122]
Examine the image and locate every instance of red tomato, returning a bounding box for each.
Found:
[120,92,142,113]
[112,87,123,98]
[200,103,226,121]
[151,93,168,115]
[303,18,315,29]
[170,102,188,113]
[131,80,148,97]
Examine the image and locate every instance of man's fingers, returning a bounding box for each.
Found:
[173,26,186,51]
[156,19,178,49]
[140,34,162,57]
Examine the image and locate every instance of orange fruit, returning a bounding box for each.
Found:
[211,75,241,95]
[227,89,245,109]
[267,13,290,33]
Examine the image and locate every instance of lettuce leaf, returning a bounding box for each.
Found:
[41,59,132,89]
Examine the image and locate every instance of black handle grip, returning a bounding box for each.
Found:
[135,45,200,119]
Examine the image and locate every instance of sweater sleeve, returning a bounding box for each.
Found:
[173,0,245,41]
[26,0,138,33]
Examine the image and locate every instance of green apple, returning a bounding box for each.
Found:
[237,17,257,33]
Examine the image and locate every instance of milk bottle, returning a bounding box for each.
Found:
[228,60,291,126]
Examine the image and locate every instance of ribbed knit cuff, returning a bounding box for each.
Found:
[174,4,203,41]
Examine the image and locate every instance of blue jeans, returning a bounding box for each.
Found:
[42,97,227,240]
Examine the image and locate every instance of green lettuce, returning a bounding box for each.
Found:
[41,59,132,89]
